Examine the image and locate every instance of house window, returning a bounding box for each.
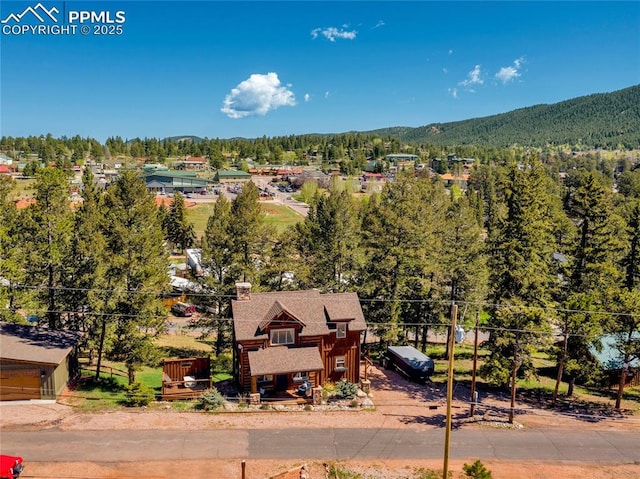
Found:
[293,371,308,382]
[258,375,273,383]
[270,328,295,345]
[335,356,347,372]
[336,323,347,339]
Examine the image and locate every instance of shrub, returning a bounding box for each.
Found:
[211,353,232,373]
[197,388,225,411]
[414,468,451,479]
[237,393,249,408]
[335,380,358,399]
[123,381,154,407]
[462,460,493,479]
[322,381,336,400]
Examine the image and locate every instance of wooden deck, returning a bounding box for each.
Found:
[161,376,212,400]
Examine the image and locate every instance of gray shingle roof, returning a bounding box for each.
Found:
[232,290,366,342]
[0,322,81,365]
[248,346,324,376]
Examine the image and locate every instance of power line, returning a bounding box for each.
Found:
[3,283,640,318]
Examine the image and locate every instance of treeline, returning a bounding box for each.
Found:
[3,132,640,184]
[368,84,640,149]
[1,153,640,410]
[0,132,414,173]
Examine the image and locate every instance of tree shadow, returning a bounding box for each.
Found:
[157,345,212,359]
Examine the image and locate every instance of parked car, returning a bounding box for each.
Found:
[0,455,24,479]
[171,302,196,317]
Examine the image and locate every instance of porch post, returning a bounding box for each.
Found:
[251,375,257,394]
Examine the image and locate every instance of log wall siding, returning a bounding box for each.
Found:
[236,327,362,391]
[237,339,266,391]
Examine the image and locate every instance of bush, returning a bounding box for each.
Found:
[197,389,225,411]
[462,460,493,479]
[335,380,358,399]
[123,381,154,407]
[211,353,232,373]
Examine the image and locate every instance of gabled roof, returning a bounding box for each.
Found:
[258,300,305,331]
[232,290,366,342]
[0,322,82,366]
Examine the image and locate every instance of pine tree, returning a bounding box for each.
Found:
[441,195,488,358]
[481,158,559,423]
[228,181,269,284]
[358,173,446,344]
[21,168,74,329]
[62,169,110,369]
[165,191,195,253]
[102,171,168,384]
[553,171,625,403]
[611,200,640,408]
[296,187,362,292]
[0,176,25,322]
[197,194,235,356]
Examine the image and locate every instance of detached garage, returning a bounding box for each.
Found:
[0,322,81,401]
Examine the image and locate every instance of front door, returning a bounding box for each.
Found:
[276,374,288,391]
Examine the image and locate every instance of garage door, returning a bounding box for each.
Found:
[0,369,41,401]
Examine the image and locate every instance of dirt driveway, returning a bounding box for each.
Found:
[1,365,639,478]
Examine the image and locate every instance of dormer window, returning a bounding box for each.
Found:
[336,323,347,339]
[270,328,294,345]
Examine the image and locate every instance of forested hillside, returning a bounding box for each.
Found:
[368,85,640,149]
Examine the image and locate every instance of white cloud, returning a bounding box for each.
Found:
[449,87,458,99]
[496,57,525,84]
[443,67,448,74]
[221,72,296,119]
[304,93,310,102]
[324,91,330,99]
[373,20,385,29]
[448,49,453,55]
[311,26,357,42]
[459,65,483,89]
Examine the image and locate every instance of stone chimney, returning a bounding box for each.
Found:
[235,282,252,301]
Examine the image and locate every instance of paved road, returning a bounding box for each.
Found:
[4,428,640,464]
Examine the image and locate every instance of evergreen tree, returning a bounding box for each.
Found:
[358,174,446,344]
[553,171,625,403]
[481,158,559,423]
[441,194,488,358]
[228,181,269,284]
[610,200,640,408]
[296,187,362,292]
[102,171,168,384]
[22,168,74,329]
[165,191,195,253]
[0,176,25,322]
[197,194,235,356]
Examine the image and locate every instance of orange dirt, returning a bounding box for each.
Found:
[1,365,638,478]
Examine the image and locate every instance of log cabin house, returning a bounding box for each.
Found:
[231,283,367,395]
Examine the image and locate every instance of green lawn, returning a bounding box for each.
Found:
[262,202,304,232]
[185,203,217,238]
[185,201,304,238]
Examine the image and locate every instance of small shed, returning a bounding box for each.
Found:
[161,357,212,400]
[0,322,81,401]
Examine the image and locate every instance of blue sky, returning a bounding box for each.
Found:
[1,1,639,142]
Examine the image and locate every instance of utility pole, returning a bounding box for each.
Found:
[443,302,458,479]
[509,340,519,424]
[470,311,479,418]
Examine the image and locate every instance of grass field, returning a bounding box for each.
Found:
[261,202,304,232]
[185,200,303,237]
